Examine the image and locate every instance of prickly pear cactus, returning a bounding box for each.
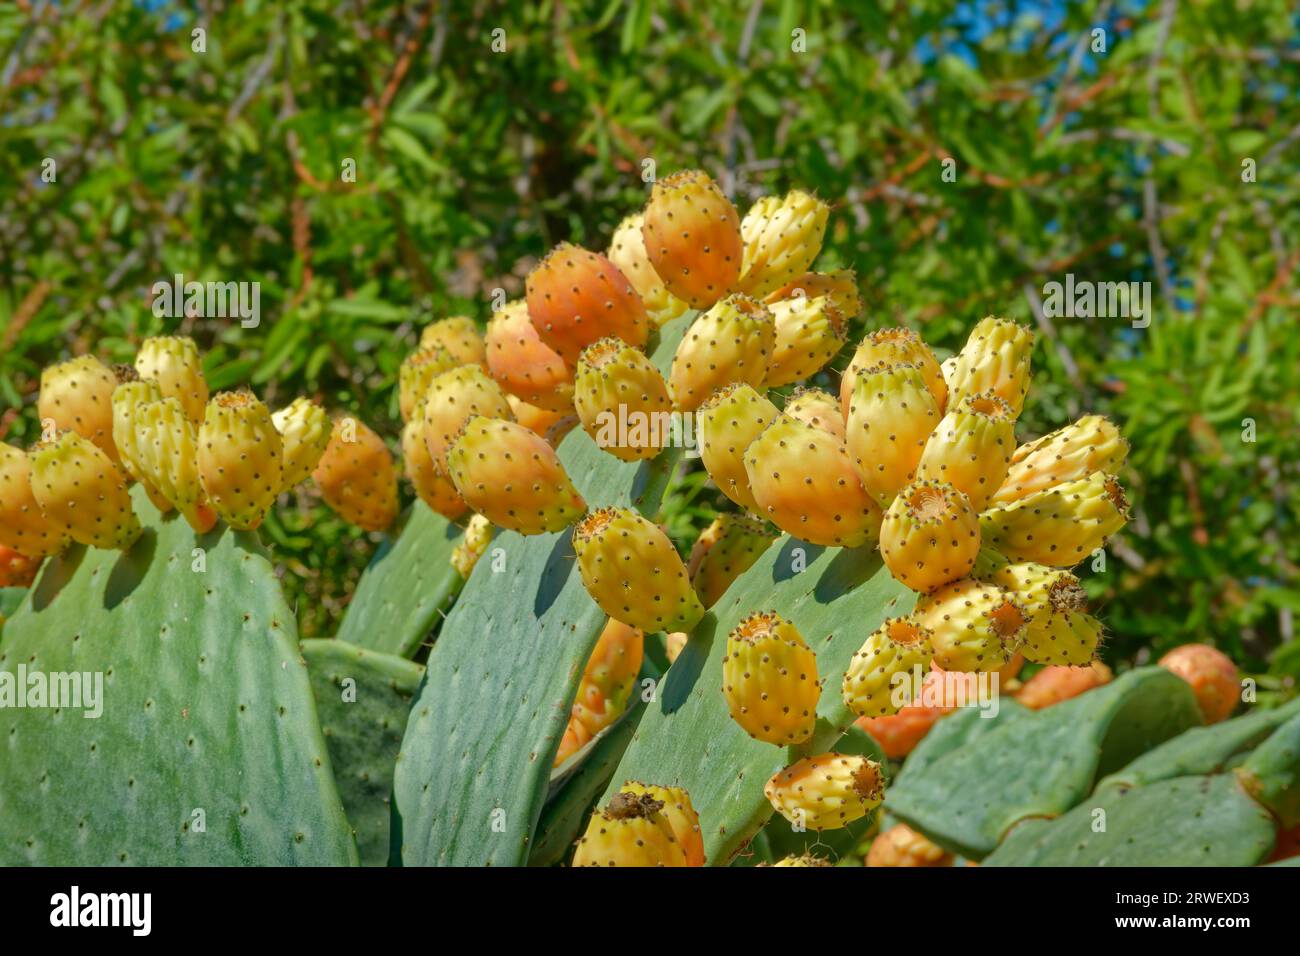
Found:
[1237,710,1300,829]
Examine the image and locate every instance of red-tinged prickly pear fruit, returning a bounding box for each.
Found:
[111,378,172,511]
[401,417,468,520]
[446,416,585,534]
[697,383,780,512]
[915,578,1028,672]
[669,294,774,412]
[879,480,981,593]
[608,212,687,326]
[450,514,493,579]
[666,631,688,663]
[39,355,120,463]
[419,316,486,369]
[842,616,934,719]
[134,397,218,533]
[784,386,845,442]
[856,704,950,759]
[769,853,835,867]
[271,397,332,492]
[915,391,1016,511]
[0,442,70,557]
[1158,644,1239,724]
[618,781,703,867]
[991,562,1100,666]
[1016,660,1113,710]
[722,610,821,745]
[525,242,649,365]
[744,413,883,548]
[572,507,704,633]
[947,316,1035,417]
[572,791,688,867]
[0,544,42,588]
[421,365,515,470]
[840,327,948,420]
[640,169,742,309]
[506,394,568,439]
[311,416,399,532]
[398,346,459,422]
[134,335,209,425]
[867,823,952,867]
[197,390,284,531]
[485,300,575,413]
[763,294,847,387]
[992,415,1129,505]
[765,268,862,321]
[737,190,830,298]
[574,337,672,462]
[764,753,884,831]
[979,470,1129,567]
[568,620,645,743]
[846,362,942,508]
[30,432,141,550]
[687,513,778,607]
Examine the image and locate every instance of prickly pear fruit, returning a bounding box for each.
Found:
[857,703,950,760]
[769,853,835,867]
[991,562,1100,666]
[485,300,575,413]
[846,362,942,508]
[450,514,493,580]
[946,316,1035,417]
[39,355,120,463]
[698,383,780,512]
[419,316,486,369]
[0,544,41,588]
[271,397,332,492]
[30,432,140,550]
[784,387,845,442]
[196,390,284,531]
[572,790,688,867]
[574,337,672,462]
[841,328,948,420]
[111,378,171,510]
[556,717,593,768]
[401,417,467,520]
[398,346,459,422]
[1016,661,1112,710]
[312,416,399,532]
[666,631,689,663]
[915,392,1016,511]
[867,823,952,867]
[766,268,862,321]
[640,169,742,308]
[608,212,687,326]
[991,415,1128,505]
[722,610,821,745]
[446,416,586,535]
[617,781,703,867]
[525,242,649,365]
[737,190,830,298]
[669,294,774,411]
[687,513,778,607]
[915,578,1027,672]
[134,335,209,424]
[506,394,569,439]
[0,442,70,557]
[134,397,218,533]
[744,413,883,548]
[1158,644,1239,724]
[979,471,1129,567]
[842,616,935,719]
[572,507,704,633]
[556,619,645,766]
[879,480,981,593]
[763,294,847,387]
[421,365,514,469]
[764,753,884,831]
[545,414,580,447]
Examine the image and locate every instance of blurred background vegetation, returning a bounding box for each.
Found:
[1,1,1296,684]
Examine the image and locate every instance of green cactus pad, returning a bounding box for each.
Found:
[0,489,357,865]
[1236,710,1300,829]
[985,774,1276,866]
[302,639,424,866]
[0,586,25,621]
[893,699,1033,783]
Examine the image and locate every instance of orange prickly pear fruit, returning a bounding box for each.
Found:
[398,346,459,422]
[915,391,1016,512]
[608,212,687,326]
[0,441,70,557]
[505,394,568,439]
[572,507,704,633]
[618,781,704,866]
[39,355,120,463]
[525,242,649,365]
[845,362,942,508]
[990,561,1101,667]
[687,513,778,607]
[697,383,780,512]
[737,190,830,298]
[744,413,883,548]
[134,335,209,425]
[641,169,743,308]
[197,390,284,531]
[946,316,1035,418]
[857,702,950,760]
[401,417,467,520]
[419,316,486,369]
[669,294,774,411]
[555,716,594,768]
[842,615,935,719]
[879,479,981,593]
[446,416,586,535]
[572,790,689,867]
[991,415,1128,505]
[30,431,141,550]
[766,268,862,321]
[916,578,1028,672]
[840,327,948,420]
[867,823,952,867]
[485,300,575,413]
[1016,660,1112,710]
[0,544,41,588]
[421,365,514,470]
[665,631,689,663]
[763,294,847,387]
[784,386,845,442]
[1158,644,1239,724]
[111,377,172,511]
[980,471,1129,567]
[271,397,332,492]
[722,610,821,745]
[764,753,885,830]
[574,337,672,462]
[450,514,493,580]
[558,620,645,763]
[312,416,399,532]
[134,397,218,533]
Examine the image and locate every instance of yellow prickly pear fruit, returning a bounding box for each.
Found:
[666,631,689,663]
[30,432,140,550]
[608,213,687,326]
[112,377,171,510]
[979,470,1129,567]
[915,391,1016,512]
[669,294,774,411]
[915,578,1028,672]
[770,853,835,867]
[641,169,743,309]
[784,386,845,442]
[311,416,399,532]
[134,335,209,425]
[572,790,689,867]
[572,507,704,633]
[764,753,885,831]
[722,610,820,745]
[697,383,781,512]
[401,417,467,520]
[574,337,672,462]
[867,823,953,867]
[763,294,847,387]
[618,781,704,867]
[0,441,70,557]
[450,514,493,580]
[272,397,332,491]
[845,362,941,508]
[134,397,218,533]
[991,561,1100,666]
[737,190,830,298]
[421,365,514,470]
[842,615,935,719]
[398,346,459,422]
[39,355,120,463]
[419,316,486,369]
[197,390,284,531]
[946,316,1034,417]
[485,300,575,413]
[765,268,862,321]
[840,327,948,420]
[991,415,1128,505]
[687,513,778,607]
